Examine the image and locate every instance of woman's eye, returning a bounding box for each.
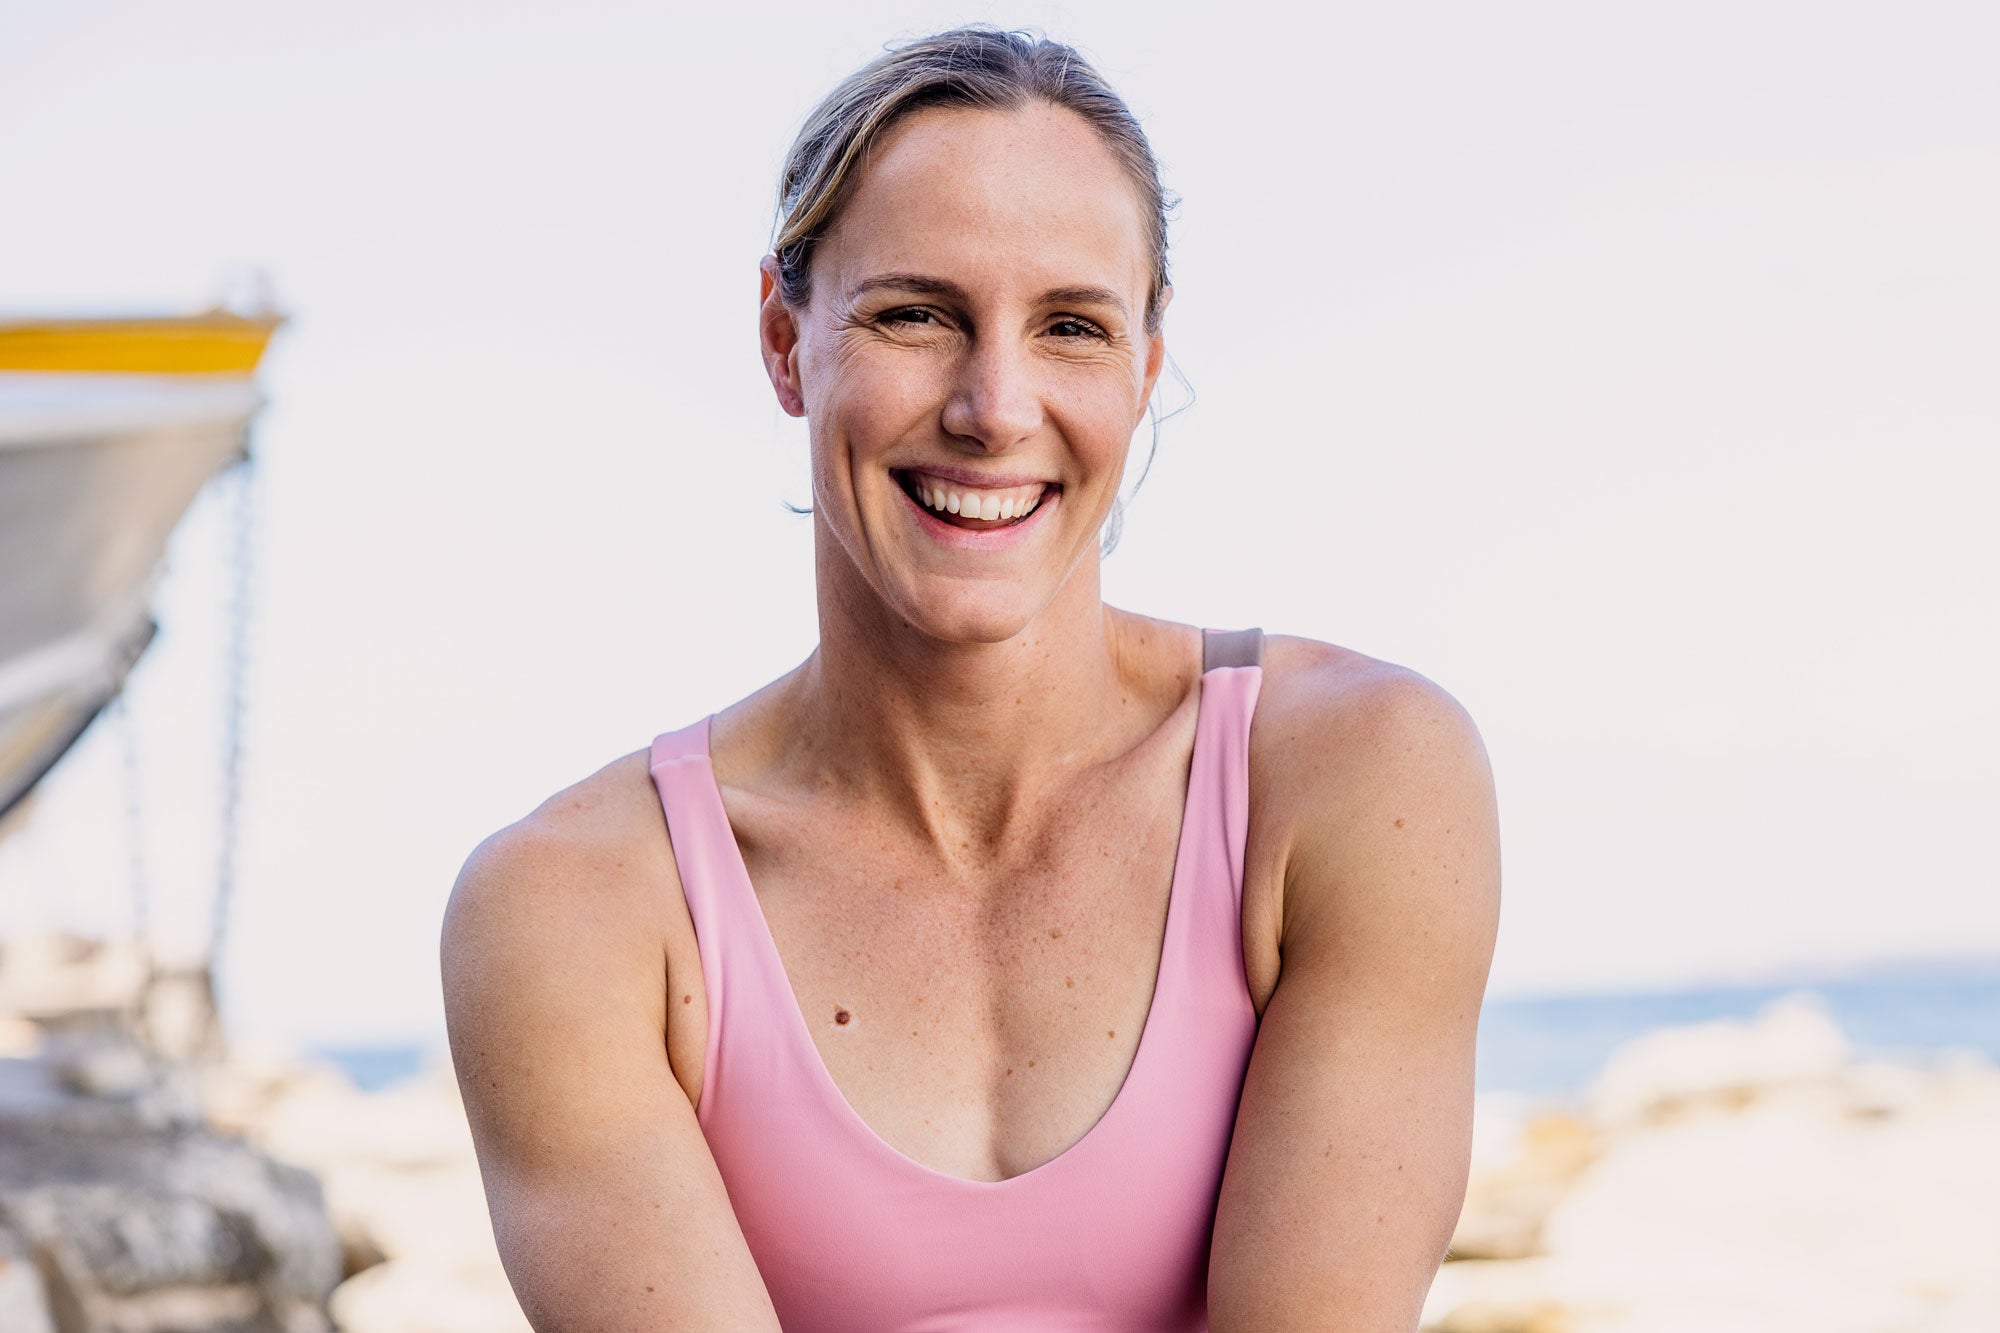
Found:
[883,308,937,326]
[1048,318,1106,340]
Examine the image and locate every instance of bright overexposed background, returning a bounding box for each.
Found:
[1,0,1993,1053]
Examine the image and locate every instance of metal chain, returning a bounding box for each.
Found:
[204,442,258,1060]
[111,688,164,1051]
[111,690,150,942]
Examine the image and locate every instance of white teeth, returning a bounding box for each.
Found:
[905,471,1048,523]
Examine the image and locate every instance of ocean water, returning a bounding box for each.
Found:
[1473,960,2000,1099]
[310,1042,433,1092]
[312,961,2000,1098]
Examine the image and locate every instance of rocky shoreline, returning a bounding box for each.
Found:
[3,932,1995,1331]
[1427,992,2000,1332]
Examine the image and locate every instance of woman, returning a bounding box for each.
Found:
[443,25,1501,1332]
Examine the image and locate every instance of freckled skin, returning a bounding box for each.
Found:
[447,166,1495,1326]
[695,87,1252,1197]
[757,100,1169,649]
[440,76,1511,1332]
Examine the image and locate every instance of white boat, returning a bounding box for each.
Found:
[0,307,282,821]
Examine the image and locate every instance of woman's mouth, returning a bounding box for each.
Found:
[891,468,1054,531]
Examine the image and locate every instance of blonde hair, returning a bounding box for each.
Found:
[772,25,1174,336]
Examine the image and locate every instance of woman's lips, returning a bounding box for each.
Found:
[893,463,1054,490]
[892,469,1060,548]
[892,468,1054,528]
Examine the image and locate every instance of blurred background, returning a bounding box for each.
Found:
[1,2,1993,1330]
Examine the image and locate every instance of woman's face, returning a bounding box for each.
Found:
[759,100,1169,646]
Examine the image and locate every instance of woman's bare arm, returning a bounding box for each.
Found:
[1208,657,1503,1331]
[441,802,782,1331]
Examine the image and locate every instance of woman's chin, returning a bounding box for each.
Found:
[887,585,1051,646]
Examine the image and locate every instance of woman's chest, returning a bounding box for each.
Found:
[657,764,1284,1183]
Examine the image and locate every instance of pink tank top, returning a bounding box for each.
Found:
[647,627,1265,1331]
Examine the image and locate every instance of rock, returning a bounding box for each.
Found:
[1421,1257,1575,1331]
[0,1103,342,1331]
[0,1219,57,1333]
[1421,998,2000,1332]
[243,1062,474,1175]
[53,1040,154,1101]
[0,1015,43,1059]
[0,935,150,1020]
[329,1256,532,1333]
[1450,1111,1603,1260]
[1832,1055,1934,1121]
[1550,1063,2000,1327]
[338,1223,389,1283]
[200,1050,360,1142]
[207,1051,532,1332]
[0,933,348,1329]
[18,1012,213,1134]
[1582,991,1851,1128]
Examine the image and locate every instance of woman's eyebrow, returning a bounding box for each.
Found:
[848,272,964,302]
[847,273,1128,317]
[1038,286,1128,317]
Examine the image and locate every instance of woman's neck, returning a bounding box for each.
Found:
[746,564,1191,858]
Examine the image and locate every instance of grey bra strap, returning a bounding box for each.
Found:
[1202,626,1265,672]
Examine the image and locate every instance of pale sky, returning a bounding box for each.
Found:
[1,1,1994,1052]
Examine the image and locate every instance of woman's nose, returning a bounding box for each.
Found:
[940,337,1042,451]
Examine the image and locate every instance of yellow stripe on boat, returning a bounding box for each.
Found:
[0,312,283,375]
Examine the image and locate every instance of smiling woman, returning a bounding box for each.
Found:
[768,31,1174,561]
[442,23,1502,1333]
[759,89,1172,639]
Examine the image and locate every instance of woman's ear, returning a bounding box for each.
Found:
[759,255,807,418]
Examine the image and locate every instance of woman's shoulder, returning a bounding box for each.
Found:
[498,743,672,858]
[1250,631,1496,932]
[447,745,682,960]
[1255,630,1484,755]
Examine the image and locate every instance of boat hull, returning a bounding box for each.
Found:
[0,374,266,820]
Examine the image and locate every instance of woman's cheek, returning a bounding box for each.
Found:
[1062,382,1143,454]
[847,358,947,435]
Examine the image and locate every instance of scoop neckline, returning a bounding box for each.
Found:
[690,668,1217,1190]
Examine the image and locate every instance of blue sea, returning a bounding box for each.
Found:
[309,1043,436,1093]
[1472,960,2000,1101]
[312,958,2000,1099]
